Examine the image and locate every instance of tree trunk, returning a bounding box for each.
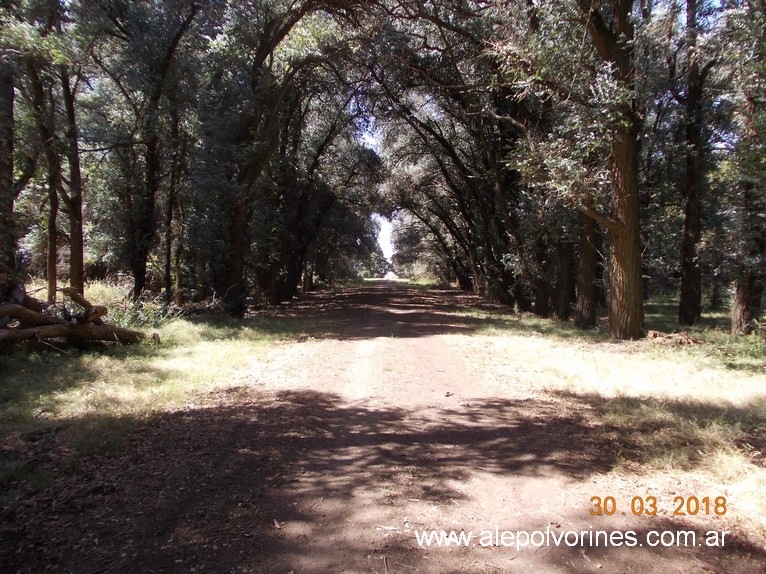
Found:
[580,0,645,339]
[222,198,250,313]
[678,0,705,326]
[556,241,575,321]
[132,106,161,300]
[731,180,766,333]
[533,241,551,317]
[0,59,14,277]
[46,155,59,306]
[731,269,763,334]
[302,261,314,293]
[607,126,645,339]
[59,69,85,295]
[575,213,598,329]
[27,59,61,305]
[163,172,175,306]
[164,102,182,305]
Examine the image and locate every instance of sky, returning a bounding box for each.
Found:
[375,215,394,262]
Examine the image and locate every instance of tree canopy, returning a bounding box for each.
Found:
[1,0,764,338]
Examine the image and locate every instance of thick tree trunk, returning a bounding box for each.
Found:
[580,0,645,339]
[0,59,14,276]
[678,0,705,326]
[575,214,598,329]
[731,269,763,334]
[731,181,766,333]
[607,127,645,339]
[60,69,85,295]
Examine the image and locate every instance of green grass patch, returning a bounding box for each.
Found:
[0,313,307,455]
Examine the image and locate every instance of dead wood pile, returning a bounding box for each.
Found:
[1,285,144,346]
[646,330,702,346]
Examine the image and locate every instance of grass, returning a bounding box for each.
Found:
[0,313,299,455]
[2,284,765,534]
[460,297,766,537]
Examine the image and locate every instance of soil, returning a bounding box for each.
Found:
[2,281,765,573]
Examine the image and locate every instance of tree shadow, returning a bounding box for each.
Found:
[257,281,517,340]
[552,391,766,470]
[3,387,764,573]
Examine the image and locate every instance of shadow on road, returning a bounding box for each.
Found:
[265,281,516,340]
[3,387,763,573]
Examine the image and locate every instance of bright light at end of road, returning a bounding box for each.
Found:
[375,215,394,262]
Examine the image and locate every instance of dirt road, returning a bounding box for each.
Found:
[4,282,764,573]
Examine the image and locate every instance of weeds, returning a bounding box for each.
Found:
[83,280,175,328]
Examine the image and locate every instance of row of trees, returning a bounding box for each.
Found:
[1,0,388,316]
[1,0,764,338]
[380,0,764,337]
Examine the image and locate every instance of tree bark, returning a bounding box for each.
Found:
[0,58,15,277]
[579,0,645,339]
[575,213,598,329]
[607,124,645,339]
[678,0,705,326]
[731,269,763,334]
[59,69,85,295]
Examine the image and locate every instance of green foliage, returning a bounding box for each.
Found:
[3,0,765,333]
[107,295,175,328]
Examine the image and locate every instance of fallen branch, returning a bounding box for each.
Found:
[1,284,145,347]
[646,330,702,346]
[0,304,65,326]
[0,323,144,344]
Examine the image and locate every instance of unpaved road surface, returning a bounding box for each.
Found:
[2,282,765,573]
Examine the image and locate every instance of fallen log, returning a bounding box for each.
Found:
[1,279,47,313]
[1,284,147,347]
[0,322,145,344]
[0,304,66,326]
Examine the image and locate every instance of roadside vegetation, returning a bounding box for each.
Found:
[4,283,764,469]
[453,294,766,539]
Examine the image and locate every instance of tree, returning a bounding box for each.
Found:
[0,56,15,279]
[726,0,766,333]
[81,0,201,299]
[665,0,720,325]
[574,0,645,339]
[492,0,646,336]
